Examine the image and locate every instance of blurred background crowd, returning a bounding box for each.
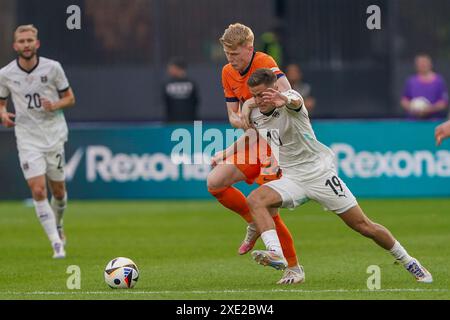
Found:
[1,0,449,122]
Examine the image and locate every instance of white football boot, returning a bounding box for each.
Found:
[251,250,287,270]
[277,265,305,285]
[404,258,433,283]
[52,241,66,259]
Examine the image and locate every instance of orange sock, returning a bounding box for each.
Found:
[272,214,299,267]
[209,187,253,223]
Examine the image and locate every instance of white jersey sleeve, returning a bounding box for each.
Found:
[54,62,70,92]
[0,69,10,99]
[281,89,303,110]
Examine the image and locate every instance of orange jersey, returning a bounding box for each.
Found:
[222,51,285,105]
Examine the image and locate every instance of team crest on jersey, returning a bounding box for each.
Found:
[41,76,48,83]
[22,162,29,171]
[272,110,280,118]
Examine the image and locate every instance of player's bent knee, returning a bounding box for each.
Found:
[52,187,66,200]
[206,173,221,191]
[207,170,233,191]
[31,185,47,200]
[247,190,266,210]
[246,195,258,211]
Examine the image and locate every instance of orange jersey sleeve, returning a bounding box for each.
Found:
[221,52,285,104]
[221,65,240,103]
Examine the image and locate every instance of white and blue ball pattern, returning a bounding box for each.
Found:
[104,257,139,289]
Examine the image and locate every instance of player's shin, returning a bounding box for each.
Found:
[208,187,253,223]
[273,214,299,267]
[248,195,283,254]
[33,199,61,244]
[51,192,67,227]
[260,229,283,255]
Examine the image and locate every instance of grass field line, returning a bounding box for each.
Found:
[1,288,449,296]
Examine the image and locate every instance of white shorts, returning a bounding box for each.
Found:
[18,146,66,181]
[265,170,358,214]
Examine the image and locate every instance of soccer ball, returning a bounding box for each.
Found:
[410,97,430,113]
[104,257,139,289]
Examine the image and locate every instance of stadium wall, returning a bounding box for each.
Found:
[1,120,448,200]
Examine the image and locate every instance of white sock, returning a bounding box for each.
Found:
[33,199,61,244]
[261,229,283,256]
[51,193,67,227]
[288,265,302,273]
[389,240,413,265]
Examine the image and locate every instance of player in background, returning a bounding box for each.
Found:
[207,23,304,284]
[435,119,450,146]
[241,68,432,283]
[0,25,75,258]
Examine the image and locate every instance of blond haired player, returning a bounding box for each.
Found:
[207,23,304,284]
[0,25,75,258]
[242,68,432,283]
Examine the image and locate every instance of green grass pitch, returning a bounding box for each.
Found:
[0,199,449,300]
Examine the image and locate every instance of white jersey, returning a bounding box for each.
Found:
[0,56,70,151]
[250,91,335,181]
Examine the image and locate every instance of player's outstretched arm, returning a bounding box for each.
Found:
[435,120,450,146]
[262,88,303,110]
[0,99,15,128]
[41,88,76,112]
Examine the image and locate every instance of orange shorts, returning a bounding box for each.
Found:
[228,137,281,185]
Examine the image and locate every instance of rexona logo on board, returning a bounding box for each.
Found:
[331,144,450,178]
[65,146,210,183]
[64,144,450,183]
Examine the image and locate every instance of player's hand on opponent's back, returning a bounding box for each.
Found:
[40,97,56,112]
[0,112,15,127]
[240,98,257,130]
[262,88,288,108]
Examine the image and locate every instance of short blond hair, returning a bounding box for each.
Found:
[219,23,254,49]
[14,24,38,41]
